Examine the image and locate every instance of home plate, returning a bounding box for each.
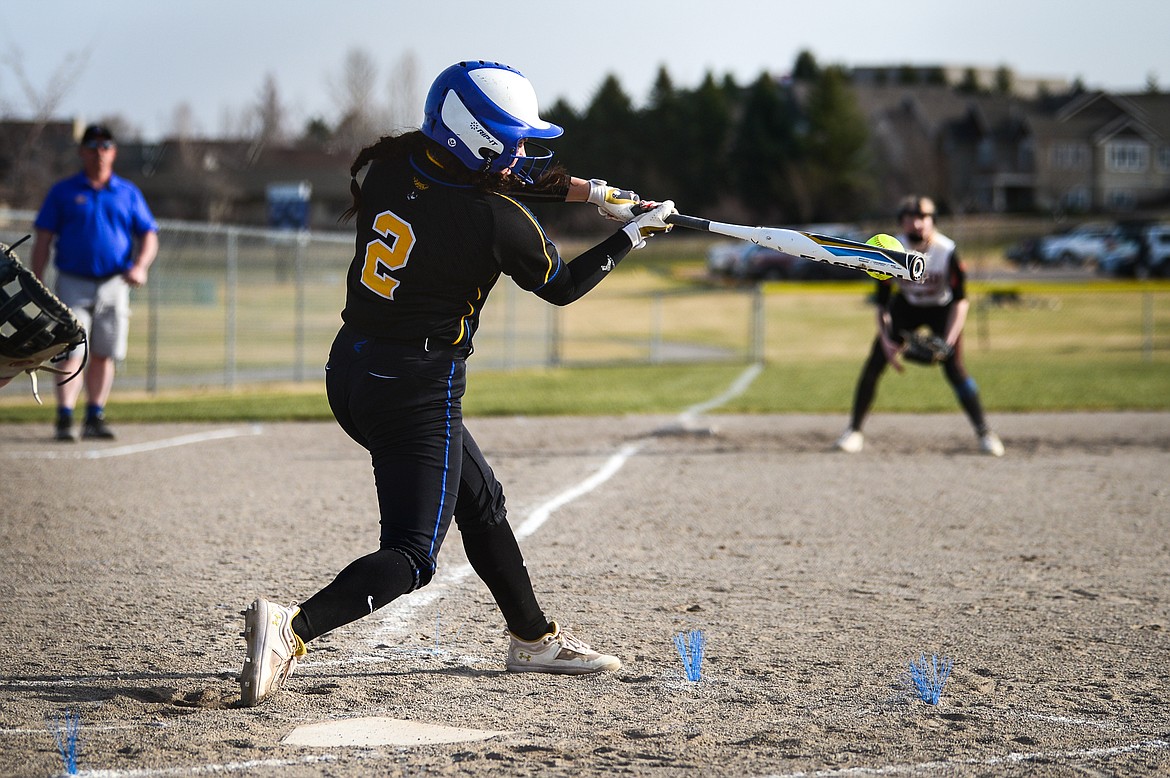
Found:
[282,717,510,747]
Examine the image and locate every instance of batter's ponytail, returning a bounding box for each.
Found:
[339,132,429,223]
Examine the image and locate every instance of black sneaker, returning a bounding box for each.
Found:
[55,418,78,442]
[82,417,116,440]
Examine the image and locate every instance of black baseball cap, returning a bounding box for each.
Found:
[80,124,115,145]
[897,195,936,219]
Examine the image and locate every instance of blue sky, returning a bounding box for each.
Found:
[2,0,1166,140]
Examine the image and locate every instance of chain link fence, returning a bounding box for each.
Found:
[1,210,1166,396]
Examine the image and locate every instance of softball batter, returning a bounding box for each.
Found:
[240,60,676,706]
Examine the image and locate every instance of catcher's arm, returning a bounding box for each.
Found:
[0,236,88,402]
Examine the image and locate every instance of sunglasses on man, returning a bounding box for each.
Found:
[83,140,116,150]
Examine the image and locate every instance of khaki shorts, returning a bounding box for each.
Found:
[55,272,131,361]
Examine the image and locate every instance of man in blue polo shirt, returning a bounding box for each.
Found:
[31,124,158,441]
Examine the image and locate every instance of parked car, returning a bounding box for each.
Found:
[705,241,747,277]
[1140,223,1170,276]
[1005,236,1042,267]
[705,224,866,282]
[706,242,799,281]
[1036,222,1133,266]
[1097,238,1142,276]
[1097,222,1170,277]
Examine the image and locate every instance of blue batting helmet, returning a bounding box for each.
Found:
[421,60,563,182]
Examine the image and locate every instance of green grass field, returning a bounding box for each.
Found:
[0,351,1165,424]
[1,243,1167,423]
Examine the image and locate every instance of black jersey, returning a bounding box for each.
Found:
[342,152,633,348]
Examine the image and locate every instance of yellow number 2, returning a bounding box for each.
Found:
[360,209,416,300]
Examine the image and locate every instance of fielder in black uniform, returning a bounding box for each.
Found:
[240,60,677,706]
[835,196,1004,456]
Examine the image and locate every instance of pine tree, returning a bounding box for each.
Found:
[729,74,802,223]
[801,66,874,221]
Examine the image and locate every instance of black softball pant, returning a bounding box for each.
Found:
[848,298,989,435]
[292,325,549,643]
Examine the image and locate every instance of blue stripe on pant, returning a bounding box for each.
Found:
[326,326,470,589]
[298,327,536,641]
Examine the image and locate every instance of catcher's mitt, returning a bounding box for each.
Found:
[0,236,87,402]
[900,329,953,366]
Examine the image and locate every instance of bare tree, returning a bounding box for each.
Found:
[217,105,249,140]
[254,73,288,146]
[2,44,90,121]
[335,48,378,114]
[170,102,200,140]
[0,44,92,205]
[231,73,291,164]
[385,50,421,133]
[169,102,205,195]
[328,47,384,152]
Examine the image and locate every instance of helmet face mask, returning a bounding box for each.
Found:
[423,61,563,183]
[508,141,555,184]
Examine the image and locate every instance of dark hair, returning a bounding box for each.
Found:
[896,195,937,220]
[340,130,569,223]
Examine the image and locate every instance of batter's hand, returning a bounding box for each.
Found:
[587,179,642,222]
[622,200,676,250]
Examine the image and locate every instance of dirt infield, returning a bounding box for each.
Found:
[1,412,1168,777]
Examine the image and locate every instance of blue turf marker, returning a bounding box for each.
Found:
[907,653,953,704]
[674,629,705,682]
[50,710,81,775]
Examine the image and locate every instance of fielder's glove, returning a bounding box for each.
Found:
[900,330,953,365]
[0,236,87,402]
[587,179,642,222]
[621,200,677,250]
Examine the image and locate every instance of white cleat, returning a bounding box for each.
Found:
[834,429,864,453]
[507,622,621,675]
[239,597,305,707]
[979,432,1005,457]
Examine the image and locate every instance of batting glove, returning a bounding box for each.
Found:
[621,200,676,250]
[587,179,642,222]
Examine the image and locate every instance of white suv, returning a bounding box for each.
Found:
[1037,223,1130,266]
